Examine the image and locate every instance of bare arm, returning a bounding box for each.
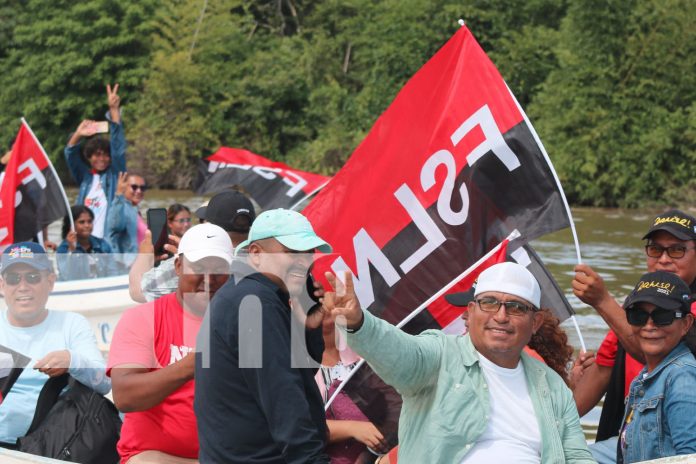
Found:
[110,353,194,412]
[572,264,645,362]
[572,362,612,417]
[326,420,389,453]
[128,230,154,303]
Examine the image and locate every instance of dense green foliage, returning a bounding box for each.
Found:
[0,0,693,206]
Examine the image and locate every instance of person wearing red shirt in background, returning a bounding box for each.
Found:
[572,209,696,463]
[107,224,232,463]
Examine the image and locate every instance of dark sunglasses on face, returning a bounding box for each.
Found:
[645,243,695,259]
[3,271,44,286]
[475,297,535,317]
[130,184,148,192]
[626,306,685,326]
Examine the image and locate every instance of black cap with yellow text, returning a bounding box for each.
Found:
[643,209,696,241]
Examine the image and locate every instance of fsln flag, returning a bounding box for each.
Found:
[0,120,70,247]
[303,24,573,325]
[195,147,330,210]
[0,344,31,404]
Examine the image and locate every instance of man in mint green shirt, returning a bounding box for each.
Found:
[324,262,594,464]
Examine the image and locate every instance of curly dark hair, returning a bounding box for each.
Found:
[61,205,94,239]
[83,136,110,160]
[528,309,574,386]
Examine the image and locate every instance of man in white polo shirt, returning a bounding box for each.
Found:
[324,262,594,463]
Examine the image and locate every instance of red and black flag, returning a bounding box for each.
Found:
[303,24,575,327]
[307,25,580,445]
[0,119,71,248]
[0,344,31,404]
[195,147,330,210]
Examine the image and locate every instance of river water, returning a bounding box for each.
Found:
[56,188,661,352]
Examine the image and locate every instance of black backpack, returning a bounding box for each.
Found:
[17,374,122,463]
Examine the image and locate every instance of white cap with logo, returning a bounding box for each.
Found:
[473,262,541,308]
[178,223,233,265]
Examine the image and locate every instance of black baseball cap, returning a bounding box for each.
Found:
[196,191,255,233]
[623,271,691,313]
[444,288,475,307]
[643,209,696,241]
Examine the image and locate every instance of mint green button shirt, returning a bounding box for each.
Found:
[345,311,595,464]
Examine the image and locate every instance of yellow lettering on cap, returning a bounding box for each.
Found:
[654,216,691,228]
[637,280,675,293]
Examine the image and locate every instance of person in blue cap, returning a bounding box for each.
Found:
[195,208,332,464]
[0,242,109,447]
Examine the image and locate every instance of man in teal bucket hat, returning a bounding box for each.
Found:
[195,208,333,464]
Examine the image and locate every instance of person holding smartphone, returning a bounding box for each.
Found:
[64,84,125,239]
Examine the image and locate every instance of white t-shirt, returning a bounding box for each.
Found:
[84,173,107,238]
[461,352,542,464]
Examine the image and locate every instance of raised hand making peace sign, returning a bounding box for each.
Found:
[107,83,121,123]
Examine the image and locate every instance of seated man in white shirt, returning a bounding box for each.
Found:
[0,242,110,446]
[324,262,593,463]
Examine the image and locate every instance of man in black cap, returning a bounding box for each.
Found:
[572,209,696,462]
[128,190,256,302]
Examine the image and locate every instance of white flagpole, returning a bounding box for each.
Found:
[20,118,74,234]
[504,87,587,353]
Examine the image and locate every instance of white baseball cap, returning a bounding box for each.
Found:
[474,262,541,308]
[178,223,233,265]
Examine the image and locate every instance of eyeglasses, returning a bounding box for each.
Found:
[645,243,695,259]
[475,297,535,317]
[130,184,148,192]
[626,306,685,326]
[174,218,192,224]
[3,271,44,286]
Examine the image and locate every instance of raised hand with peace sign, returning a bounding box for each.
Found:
[107,83,120,123]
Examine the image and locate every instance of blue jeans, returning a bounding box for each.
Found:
[590,437,618,464]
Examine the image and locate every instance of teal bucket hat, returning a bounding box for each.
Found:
[234,209,332,255]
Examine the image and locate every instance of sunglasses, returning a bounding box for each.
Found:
[130,184,148,192]
[173,218,192,224]
[3,271,44,286]
[475,297,535,317]
[626,306,685,326]
[645,243,695,259]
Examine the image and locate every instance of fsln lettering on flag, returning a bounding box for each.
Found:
[194,147,330,210]
[0,120,69,247]
[303,24,572,326]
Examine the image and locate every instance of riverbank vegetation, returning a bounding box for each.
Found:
[0,0,694,207]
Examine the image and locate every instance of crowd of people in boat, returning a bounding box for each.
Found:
[1,86,696,464]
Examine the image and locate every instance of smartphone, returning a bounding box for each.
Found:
[146,208,168,256]
[90,121,109,134]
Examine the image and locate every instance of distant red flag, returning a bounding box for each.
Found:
[195,147,330,210]
[0,120,70,247]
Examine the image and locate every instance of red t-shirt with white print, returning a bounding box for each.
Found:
[107,293,201,462]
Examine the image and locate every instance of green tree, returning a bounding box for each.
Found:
[0,0,158,178]
[531,0,696,207]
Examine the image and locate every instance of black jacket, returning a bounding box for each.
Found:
[195,262,329,464]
